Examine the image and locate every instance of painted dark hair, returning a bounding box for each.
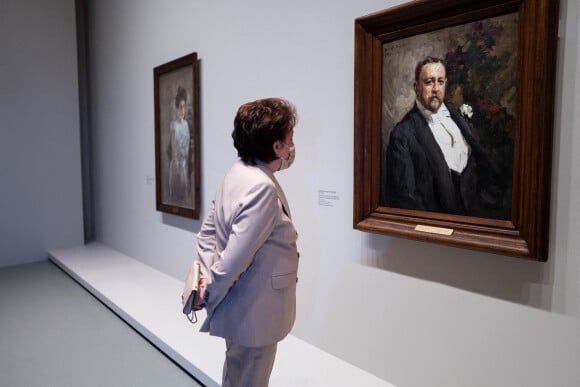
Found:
[175,86,187,108]
[414,56,447,81]
[232,98,297,164]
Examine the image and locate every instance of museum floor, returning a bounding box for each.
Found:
[0,260,202,387]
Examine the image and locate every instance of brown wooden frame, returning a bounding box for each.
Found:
[353,0,559,260]
[154,53,201,219]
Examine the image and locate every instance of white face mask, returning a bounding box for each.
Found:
[278,142,295,171]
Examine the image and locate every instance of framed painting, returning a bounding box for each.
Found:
[154,52,201,219]
[353,0,560,260]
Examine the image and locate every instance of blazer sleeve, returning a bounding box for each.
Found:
[204,182,279,312]
[197,200,217,279]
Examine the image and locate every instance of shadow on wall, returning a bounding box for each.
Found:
[162,212,203,233]
[148,0,577,317]
[356,0,580,316]
[361,232,552,311]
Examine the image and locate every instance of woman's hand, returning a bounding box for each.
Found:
[193,278,207,311]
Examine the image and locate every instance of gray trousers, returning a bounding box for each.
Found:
[222,340,278,387]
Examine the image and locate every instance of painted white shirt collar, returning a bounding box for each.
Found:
[416,101,470,173]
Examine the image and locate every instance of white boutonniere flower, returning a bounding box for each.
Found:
[460,103,473,118]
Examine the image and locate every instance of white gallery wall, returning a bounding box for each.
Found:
[86,1,580,386]
[0,0,84,268]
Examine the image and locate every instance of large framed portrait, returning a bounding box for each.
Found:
[154,53,200,219]
[353,0,560,260]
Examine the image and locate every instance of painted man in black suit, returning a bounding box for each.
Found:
[383,56,507,219]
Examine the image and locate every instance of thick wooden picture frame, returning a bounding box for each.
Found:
[353,0,559,260]
[154,53,201,219]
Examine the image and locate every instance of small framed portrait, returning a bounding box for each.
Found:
[154,53,200,219]
[353,0,560,260]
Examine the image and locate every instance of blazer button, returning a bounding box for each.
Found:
[296,277,299,283]
[297,252,300,258]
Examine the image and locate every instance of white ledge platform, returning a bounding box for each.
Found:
[49,242,394,387]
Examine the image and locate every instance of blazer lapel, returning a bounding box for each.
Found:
[410,107,449,176]
[257,163,291,218]
[410,107,462,211]
[274,178,291,218]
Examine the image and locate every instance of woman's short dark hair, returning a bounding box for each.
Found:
[232,98,297,164]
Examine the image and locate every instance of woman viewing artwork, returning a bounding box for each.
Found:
[183,98,300,387]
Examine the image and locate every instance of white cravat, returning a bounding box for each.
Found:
[417,102,470,173]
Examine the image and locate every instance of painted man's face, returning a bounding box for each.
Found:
[414,62,447,113]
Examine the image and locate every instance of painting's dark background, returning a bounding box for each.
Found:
[380,13,518,218]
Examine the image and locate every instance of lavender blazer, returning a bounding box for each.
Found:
[197,160,299,347]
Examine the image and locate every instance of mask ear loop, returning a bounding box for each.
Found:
[187,310,197,324]
[273,141,283,171]
[274,140,284,157]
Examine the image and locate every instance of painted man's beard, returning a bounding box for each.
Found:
[427,96,442,112]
